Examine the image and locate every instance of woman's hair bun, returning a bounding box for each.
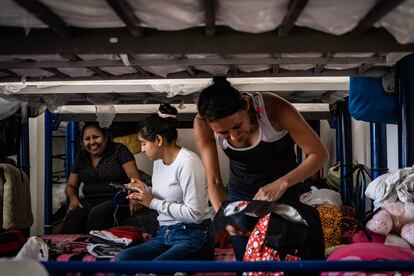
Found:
[159,103,178,116]
[213,76,230,86]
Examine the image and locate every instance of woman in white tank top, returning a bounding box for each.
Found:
[194,76,328,260]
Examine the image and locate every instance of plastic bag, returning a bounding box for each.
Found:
[15,236,48,261]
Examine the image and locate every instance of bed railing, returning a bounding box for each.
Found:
[42,260,414,274]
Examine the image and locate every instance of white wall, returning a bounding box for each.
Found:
[29,113,45,236]
[351,119,399,172]
[320,120,337,177]
[352,120,371,166]
[387,124,399,171]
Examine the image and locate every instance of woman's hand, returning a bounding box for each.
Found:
[127,178,147,191]
[126,178,146,215]
[127,188,153,208]
[68,196,83,211]
[253,179,289,202]
[226,222,251,236]
[129,199,142,215]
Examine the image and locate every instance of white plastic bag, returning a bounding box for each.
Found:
[15,236,48,261]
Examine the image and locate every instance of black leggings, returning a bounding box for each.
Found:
[60,199,129,234]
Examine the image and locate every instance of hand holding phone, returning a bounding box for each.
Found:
[110,182,139,193]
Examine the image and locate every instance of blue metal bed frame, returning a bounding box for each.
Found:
[42,260,414,274]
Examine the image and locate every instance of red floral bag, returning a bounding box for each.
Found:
[243,214,301,276]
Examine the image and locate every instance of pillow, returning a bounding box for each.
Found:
[114,133,141,154]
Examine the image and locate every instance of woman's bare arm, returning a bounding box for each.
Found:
[194,115,227,212]
[65,173,83,210]
[253,93,329,201]
[122,160,141,181]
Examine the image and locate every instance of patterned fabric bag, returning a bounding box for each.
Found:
[315,204,357,248]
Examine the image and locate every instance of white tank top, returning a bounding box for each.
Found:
[215,92,287,150]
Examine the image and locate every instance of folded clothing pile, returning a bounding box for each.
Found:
[88,226,144,259]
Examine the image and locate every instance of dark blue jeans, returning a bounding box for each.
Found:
[116,219,214,261]
[227,188,259,261]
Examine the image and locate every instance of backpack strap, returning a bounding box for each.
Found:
[266,199,325,260]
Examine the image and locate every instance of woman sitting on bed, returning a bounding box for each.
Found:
[60,122,143,234]
[116,103,214,261]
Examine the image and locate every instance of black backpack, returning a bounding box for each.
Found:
[213,199,325,260]
[263,200,325,260]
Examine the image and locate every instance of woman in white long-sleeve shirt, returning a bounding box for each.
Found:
[116,103,214,261]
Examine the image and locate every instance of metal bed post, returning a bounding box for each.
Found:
[370,123,387,180]
[65,121,79,178]
[44,109,53,234]
[18,102,30,176]
[331,113,341,163]
[337,99,353,205]
[396,53,414,168]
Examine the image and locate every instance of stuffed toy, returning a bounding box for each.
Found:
[366,201,414,247]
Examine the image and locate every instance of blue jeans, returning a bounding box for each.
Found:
[116,219,214,261]
[227,188,259,260]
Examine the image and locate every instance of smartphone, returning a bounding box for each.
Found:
[109,182,139,193]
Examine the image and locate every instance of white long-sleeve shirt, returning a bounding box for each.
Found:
[149,147,212,225]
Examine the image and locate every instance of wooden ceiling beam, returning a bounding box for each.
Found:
[59,53,111,78]
[176,55,197,77]
[126,54,150,77]
[272,54,281,76]
[321,90,337,98]
[278,0,309,36]
[12,0,71,37]
[358,52,380,74]
[0,66,392,82]
[185,66,196,77]
[1,56,387,68]
[358,64,374,74]
[352,0,406,34]
[203,0,216,36]
[42,68,69,78]
[222,54,238,76]
[105,0,143,37]
[0,69,20,77]
[2,26,414,54]
[314,53,334,75]
[272,65,280,76]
